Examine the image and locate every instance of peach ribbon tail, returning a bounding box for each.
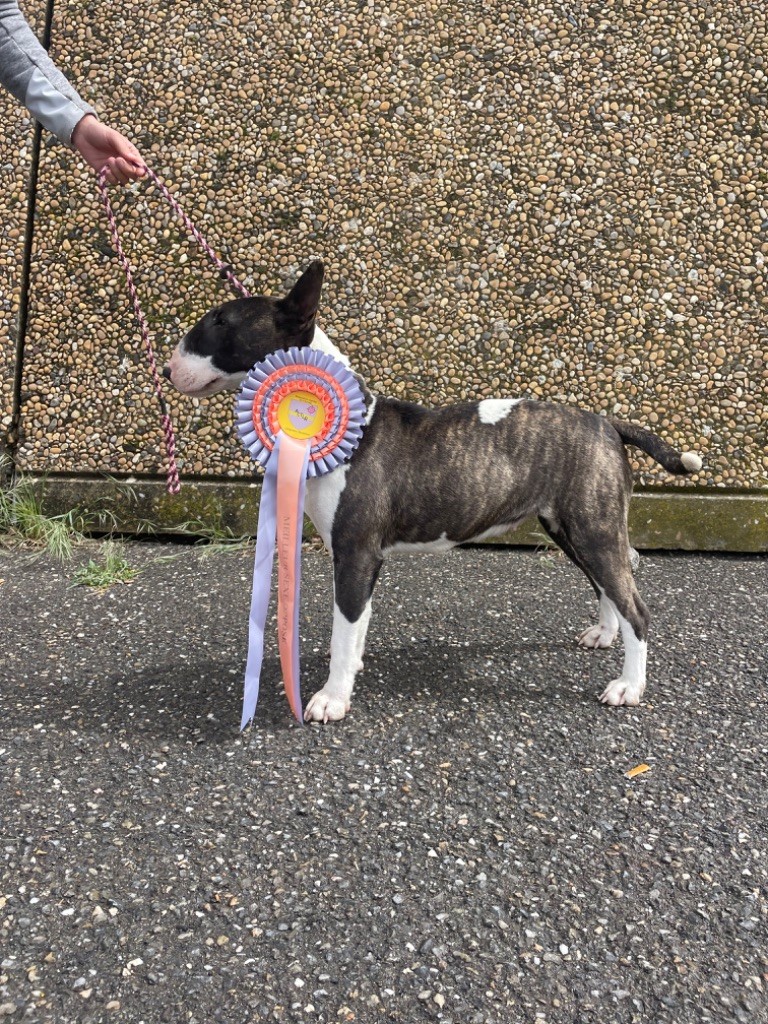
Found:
[275,433,311,723]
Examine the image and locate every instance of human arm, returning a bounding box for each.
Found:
[0,0,144,181]
[0,0,94,144]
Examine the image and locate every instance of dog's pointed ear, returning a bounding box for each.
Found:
[280,261,324,339]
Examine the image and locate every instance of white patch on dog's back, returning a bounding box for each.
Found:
[478,398,523,424]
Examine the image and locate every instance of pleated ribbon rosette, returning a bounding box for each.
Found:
[235,347,366,727]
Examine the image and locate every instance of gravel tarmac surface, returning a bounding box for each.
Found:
[1,541,766,1024]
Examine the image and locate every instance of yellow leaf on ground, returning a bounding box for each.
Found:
[626,763,651,778]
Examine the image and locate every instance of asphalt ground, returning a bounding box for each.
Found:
[0,541,766,1024]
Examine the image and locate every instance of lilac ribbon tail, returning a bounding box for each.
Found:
[240,433,283,730]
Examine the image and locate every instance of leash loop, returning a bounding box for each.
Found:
[96,166,252,495]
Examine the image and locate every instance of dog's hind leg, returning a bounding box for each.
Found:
[578,594,619,650]
[598,588,649,707]
[304,550,382,723]
[537,516,618,649]
[574,533,650,706]
[540,514,650,705]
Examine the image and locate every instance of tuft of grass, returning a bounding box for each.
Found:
[171,516,252,557]
[0,473,88,560]
[0,459,126,561]
[71,542,139,589]
[530,530,564,569]
[0,471,252,563]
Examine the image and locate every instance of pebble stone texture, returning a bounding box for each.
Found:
[3,0,768,488]
[0,543,766,1023]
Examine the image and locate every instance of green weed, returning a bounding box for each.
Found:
[530,530,564,569]
[71,542,139,589]
[0,473,87,560]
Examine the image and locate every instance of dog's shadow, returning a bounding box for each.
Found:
[81,654,325,741]
[76,629,613,739]
[361,635,612,707]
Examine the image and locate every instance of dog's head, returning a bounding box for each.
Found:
[164,261,324,396]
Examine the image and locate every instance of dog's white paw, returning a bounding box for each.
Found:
[304,689,350,723]
[600,678,644,706]
[578,623,618,649]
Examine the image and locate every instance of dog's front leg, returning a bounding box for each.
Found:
[304,603,370,723]
[305,550,382,723]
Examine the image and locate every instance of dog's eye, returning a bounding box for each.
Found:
[210,307,225,327]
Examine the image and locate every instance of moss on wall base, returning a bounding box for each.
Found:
[15,476,768,553]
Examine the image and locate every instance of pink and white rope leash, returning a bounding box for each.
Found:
[96,165,251,494]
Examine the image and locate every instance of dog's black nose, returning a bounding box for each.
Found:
[162,366,172,381]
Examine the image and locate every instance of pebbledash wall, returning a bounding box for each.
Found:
[1,0,766,551]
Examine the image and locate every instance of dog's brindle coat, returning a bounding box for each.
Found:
[165,261,702,722]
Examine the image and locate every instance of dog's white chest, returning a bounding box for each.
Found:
[302,331,375,553]
[304,465,349,552]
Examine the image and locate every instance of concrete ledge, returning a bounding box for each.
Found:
[625,490,767,553]
[17,474,768,553]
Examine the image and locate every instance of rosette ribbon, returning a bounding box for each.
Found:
[236,347,366,727]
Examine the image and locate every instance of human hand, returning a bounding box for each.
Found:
[71,114,146,184]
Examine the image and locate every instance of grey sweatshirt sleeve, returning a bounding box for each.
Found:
[0,0,96,145]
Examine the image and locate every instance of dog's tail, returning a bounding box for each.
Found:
[611,420,703,476]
